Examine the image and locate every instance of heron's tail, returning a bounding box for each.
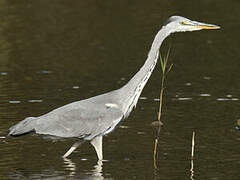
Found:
[8,117,37,136]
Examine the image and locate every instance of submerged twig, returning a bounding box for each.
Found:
[153,138,158,169]
[191,131,195,159]
[190,131,195,180]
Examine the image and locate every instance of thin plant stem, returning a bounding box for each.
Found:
[157,48,170,122]
[153,48,172,169]
[157,76,165,122]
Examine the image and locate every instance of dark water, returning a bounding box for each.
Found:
[0,0,240,179]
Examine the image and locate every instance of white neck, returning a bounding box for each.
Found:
[119,26,171,117]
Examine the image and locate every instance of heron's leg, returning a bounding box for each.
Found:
[63,141,82,158]
[90,136,103,160]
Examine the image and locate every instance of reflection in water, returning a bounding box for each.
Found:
[9,159,104,180]
[63,158,104,179]
[190,159,194,180]
[153,122,163,170]
[63,158,76,177]
[0,0,240,179]
[92,161,103,179]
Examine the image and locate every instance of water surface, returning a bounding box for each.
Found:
[0,0,240,179]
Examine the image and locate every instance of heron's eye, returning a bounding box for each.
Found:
[180,21,192,26]
[180,22,187,25]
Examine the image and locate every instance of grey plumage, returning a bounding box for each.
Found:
[9,90,123,140]
[9,117,36,136]
[8,16,220,160]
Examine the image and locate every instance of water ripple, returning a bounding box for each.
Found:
[216,98,239,101]
[9,100,21,104]
[28,100,43,103]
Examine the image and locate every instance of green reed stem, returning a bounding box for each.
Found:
[154,48,172,169]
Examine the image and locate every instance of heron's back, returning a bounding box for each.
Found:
[9,90,124,140]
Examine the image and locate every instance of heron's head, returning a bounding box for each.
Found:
[164,16,220,33]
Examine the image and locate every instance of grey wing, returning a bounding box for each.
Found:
[34,105,124,140]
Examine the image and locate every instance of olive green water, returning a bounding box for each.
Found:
[0,0,240,179]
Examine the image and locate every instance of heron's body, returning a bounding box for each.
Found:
[8,16,220,160]
[16,91,123,139]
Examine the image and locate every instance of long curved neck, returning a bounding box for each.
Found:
[119,25,171,116]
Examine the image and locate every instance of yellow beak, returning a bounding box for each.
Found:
[192,21,220,30]
[195,25,220,30]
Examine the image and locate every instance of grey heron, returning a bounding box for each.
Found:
[8,16,220,160]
